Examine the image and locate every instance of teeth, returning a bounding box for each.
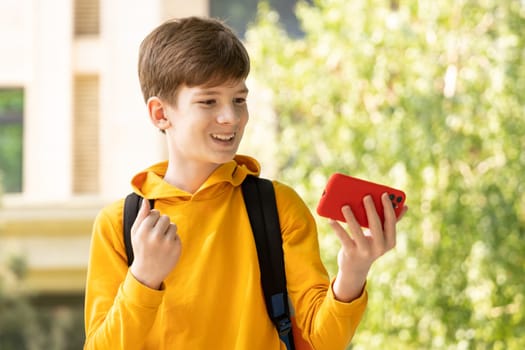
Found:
[212,133,235,141]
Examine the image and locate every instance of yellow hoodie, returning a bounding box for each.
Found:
[84,155,367,350]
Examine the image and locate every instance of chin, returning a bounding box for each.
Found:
[215,152,238,164]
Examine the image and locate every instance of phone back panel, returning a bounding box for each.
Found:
[316,173,406,227]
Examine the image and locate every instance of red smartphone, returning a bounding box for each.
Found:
[316,173,406,228]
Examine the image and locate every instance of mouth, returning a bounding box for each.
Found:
[211,133,236,142]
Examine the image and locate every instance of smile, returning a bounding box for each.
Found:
[211,133,235,141]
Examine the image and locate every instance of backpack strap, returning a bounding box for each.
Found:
[123,193,154,266]
[241,175,295,350]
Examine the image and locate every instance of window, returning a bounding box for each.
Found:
[0,88,24,193]
[73,76,99,194]
[210,0,310,38]
[74,0,100,36]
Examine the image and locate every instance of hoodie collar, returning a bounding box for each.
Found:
[130,155,261,200]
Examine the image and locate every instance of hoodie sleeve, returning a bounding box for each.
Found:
[273,182,368,350]
[83,201,165,350]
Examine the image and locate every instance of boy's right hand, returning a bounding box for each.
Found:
[129,198,182,290]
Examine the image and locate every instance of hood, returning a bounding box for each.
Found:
[130,154,260,200]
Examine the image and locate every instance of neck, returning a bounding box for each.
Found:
[163,159,220,194]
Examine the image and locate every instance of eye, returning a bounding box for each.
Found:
[233,97,247,105]
[198,99,216,106]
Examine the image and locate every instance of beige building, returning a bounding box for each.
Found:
[0,0,209,295]
[0,0,293,298]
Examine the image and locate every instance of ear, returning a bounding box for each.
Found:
[147,96,172,131]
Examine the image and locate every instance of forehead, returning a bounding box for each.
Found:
[182,80,248,95]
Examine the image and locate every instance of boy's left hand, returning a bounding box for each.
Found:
[330,193,408,302]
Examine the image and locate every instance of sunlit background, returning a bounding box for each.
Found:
[1,0,524,349]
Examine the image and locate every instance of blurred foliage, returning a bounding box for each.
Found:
[0,255,85,349]
[0,89,23,112]
[0,124,23,192]
[0,255,41,350]
[246,0,525,348]
[0,88,23,193]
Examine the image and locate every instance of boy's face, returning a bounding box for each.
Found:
[158,80,249,170]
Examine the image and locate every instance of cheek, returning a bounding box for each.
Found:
[240,108,249,125]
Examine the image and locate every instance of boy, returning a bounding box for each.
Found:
[83,16,407,350]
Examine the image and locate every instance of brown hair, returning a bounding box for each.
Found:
[138,16,250,104]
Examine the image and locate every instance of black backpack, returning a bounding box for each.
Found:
[123,175,296,350]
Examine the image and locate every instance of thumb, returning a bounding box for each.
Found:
[132,197,150,230]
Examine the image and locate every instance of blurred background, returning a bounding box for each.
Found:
[0,0,524,349]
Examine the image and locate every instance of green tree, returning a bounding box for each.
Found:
[0,88,23,193]
[0,250,84,350]
[246,0,525,348]
[0,255,44,350]
[0,205,84,349]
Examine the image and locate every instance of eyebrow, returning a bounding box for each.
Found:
[193,87,249,96]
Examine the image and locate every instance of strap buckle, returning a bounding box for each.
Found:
[276,316,292,336]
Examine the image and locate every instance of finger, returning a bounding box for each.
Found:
[382,193,397,248]
[329,218,354,248]
[363,195,383,240]
[397,205,409,222]
[164,223,179,241]
[153,215,171,236]
[382,193,397,226]
[340,205,368,247]
[142,209,161,228]
[140,196,151,212]
[132,197,151,232]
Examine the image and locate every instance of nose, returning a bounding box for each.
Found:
[216,104,240,124]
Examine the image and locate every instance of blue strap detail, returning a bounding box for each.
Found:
[271,293,286,318]
[272,293,293,348]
